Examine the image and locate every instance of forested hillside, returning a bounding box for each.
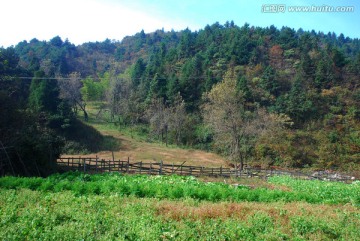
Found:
[1,22,359,175]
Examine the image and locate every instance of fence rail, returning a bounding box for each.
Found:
[56,157,357,182]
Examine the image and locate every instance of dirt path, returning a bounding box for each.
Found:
[64,125,228,168]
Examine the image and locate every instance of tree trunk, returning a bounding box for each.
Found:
[165,125,168,147]
[83,103,88,121]
[239,151,244,171]
[238,160,244,171]
[84,111,88,121]
[77,102,88,121]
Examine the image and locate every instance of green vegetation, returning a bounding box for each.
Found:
[1,173,359,240]
[1,173,359,206]
[268,176,360,206]
[2,19,359,241]
[1,22,359,176]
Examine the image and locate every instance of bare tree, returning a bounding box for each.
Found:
[168,93,186,145]
[106,76,124,121]
[146,98,170,145]
[58,72,88,120]
[106,76,143,131]
[40,59,55,76]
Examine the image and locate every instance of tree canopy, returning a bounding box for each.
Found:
[1,21,359,175]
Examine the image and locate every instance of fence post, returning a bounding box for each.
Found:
[159,160,163,175]
[78,156,81,171]
[150,163,152,175]
[140,161,142,174]
[220,166,223,177]
[172,163,174,174]
[126,157,130,173]
[83,158,86,173]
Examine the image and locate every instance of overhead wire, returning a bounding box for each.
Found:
[1,75,226,81]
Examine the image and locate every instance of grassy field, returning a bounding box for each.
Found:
[1,173,359,240]
[65,102,227,167]
[42,104,360,240]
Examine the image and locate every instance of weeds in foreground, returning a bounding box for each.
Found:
[1,172,359,206]
[0,189,359,240]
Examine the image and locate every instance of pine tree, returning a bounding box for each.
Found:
[131,58,146,87]
[314,57,333,89]
[166,74,180,103]
[29,70,60,113]
[237,75,252,101]
[147,73,166,101]
[260,66,280,96]
[286,75,314,124]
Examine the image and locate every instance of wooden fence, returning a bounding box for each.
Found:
[58,157,238,177]
[57,157,357,182]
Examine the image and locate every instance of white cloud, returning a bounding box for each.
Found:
[0,0,191,47]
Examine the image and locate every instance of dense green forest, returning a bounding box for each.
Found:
[1,22,359,176]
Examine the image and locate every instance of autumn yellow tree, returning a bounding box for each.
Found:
[202,71,245,170]
[202,70,290,170]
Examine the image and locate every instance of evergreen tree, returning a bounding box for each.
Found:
[131,58,146,87]
[314,57,333,89]
[29,70,74,130]
[147,73,166,101]
[285,75,315,124]
[180,54,203,110]
[260,66,280,97]
[178,28,194,58]
[50,36,63,47]
[237,75,252,102]
[1,49,65,176]
[166,74,180,103]
[300,52,315,80]
[29,71,60,113]
[278,27,297,49]
[332,48,346,68]
[204,69,217,92]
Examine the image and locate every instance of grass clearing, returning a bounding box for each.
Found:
[65,103,228,167]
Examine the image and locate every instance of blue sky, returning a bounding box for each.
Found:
[1,0,359,47]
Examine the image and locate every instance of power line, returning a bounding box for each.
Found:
[1,73,228,81]
[1,76,225,82]
[1,76,76,80]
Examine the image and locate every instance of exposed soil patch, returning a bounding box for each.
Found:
[62,123,227,167]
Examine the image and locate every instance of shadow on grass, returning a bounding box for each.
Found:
[62,119,120,154]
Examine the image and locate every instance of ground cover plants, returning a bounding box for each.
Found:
[1,172,359,240]
[1,172,359,205]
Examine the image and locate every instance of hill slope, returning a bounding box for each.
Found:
[62,105,227,167]
[2,21,359,174]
